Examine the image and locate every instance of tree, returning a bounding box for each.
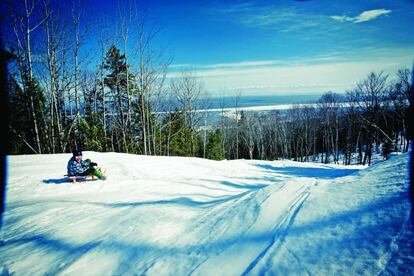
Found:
[239,111,255,160]
[131,7,169,156]
[95,17,113,151]
[318,92,342,164]
[9,77,46,154]
[162,110,197,157]
[389,68,411,152]
[79,118,103,152]
[103,44,135,152]
[206,129,225,160]
[42,0,71,153]
[8,0,47,153]
[171,71,205,156]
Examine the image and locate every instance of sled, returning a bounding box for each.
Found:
[64,168,107,183]
[64,174,97,184]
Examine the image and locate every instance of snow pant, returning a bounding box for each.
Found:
[80,159,105,180]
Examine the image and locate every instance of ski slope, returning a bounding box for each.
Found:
[1,152,413,275]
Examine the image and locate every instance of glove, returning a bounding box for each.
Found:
[90,162,97,166]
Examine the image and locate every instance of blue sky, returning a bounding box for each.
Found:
[151,0,414,96]
[8,0,414,96]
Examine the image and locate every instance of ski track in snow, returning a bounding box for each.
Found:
[1,152,412,275]
[243,184,312,275]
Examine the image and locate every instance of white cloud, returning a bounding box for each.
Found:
[330,15,354,23]
[355,9,392,23]
[215,3,327,32]
[171,60,285,71]
[167,48,413,96]
[331,9,391,24]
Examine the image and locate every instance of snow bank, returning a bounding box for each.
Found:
[1,152,412,275]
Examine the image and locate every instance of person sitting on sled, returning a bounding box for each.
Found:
[67,149,105,180]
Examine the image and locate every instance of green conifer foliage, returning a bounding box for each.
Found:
[206,129,225,160]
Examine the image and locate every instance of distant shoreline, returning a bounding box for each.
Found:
[201,93,330,109]
[197,103,314,113]
[156,93,347,116]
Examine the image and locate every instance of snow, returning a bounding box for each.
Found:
[1,151,413,275]
[195,101,362,120]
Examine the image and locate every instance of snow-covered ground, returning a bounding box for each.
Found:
[1,152,413,275]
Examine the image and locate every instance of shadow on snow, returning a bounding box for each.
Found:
[42,178,71,184]
[256,164,361,179]
[3,193,412,274]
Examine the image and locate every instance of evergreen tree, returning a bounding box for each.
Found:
[103,44,136,152]
[79,118,103,152]
[162,110,200,157]
[206,129,225,160]
[104,45,129,91]
[168,110,192,156]
[9,77,46,154]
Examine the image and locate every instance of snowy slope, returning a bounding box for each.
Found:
[1,152,412,275]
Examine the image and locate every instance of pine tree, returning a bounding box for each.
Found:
[168,111,191,156]
[79,118,103,152]
[206,129,225,160]
[9,77,46,154]
[161,110,200,157]
[103,44,136,152]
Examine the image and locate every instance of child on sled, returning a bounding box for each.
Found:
[67,149,106,180]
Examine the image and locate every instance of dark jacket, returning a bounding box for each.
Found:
[67,157,91,176]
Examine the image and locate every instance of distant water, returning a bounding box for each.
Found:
[157,93,328,112]
[186,93,328,126]
[157,93,332,126]
[203,94,325,109]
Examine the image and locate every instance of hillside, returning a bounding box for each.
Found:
[1,152,413,275]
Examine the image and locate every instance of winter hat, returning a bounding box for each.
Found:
[73,149,82,157]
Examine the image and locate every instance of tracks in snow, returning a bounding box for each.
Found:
[192,178,314,275]
[242,181,312,275]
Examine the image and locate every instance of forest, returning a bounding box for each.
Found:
[2,0,413,166]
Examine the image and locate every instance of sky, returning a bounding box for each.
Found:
[152,0,414,96]
[5,0,414,96]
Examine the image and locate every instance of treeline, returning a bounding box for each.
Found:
[3,0,413,165]
[217,70,412,165]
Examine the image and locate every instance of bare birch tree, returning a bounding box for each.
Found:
[171,71,204,156]
[8,0,48,153]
